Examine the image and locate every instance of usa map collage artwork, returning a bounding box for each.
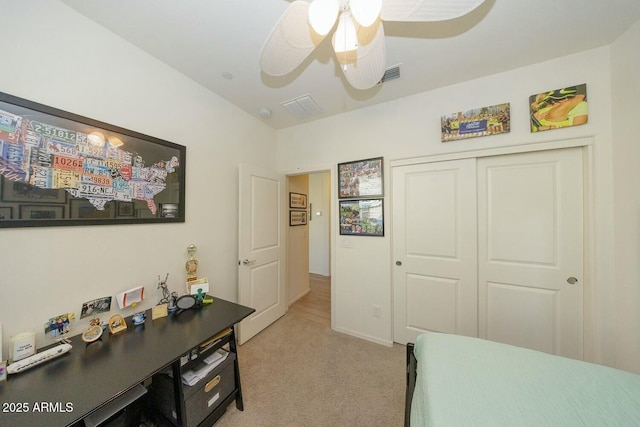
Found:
[0,107,178,216]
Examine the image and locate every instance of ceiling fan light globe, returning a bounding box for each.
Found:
[333,11,358,53]
[349,0,382,27]
[308,0,339,36]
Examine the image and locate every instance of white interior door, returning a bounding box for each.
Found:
[392,159,478,344]
[238,164,286,344]
[477,148,584,359]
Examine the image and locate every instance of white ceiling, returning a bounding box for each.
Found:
[59,0,640,130]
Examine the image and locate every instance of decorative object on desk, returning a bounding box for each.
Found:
[338,157,383,198]
[157,273,170,304]
[108,314,127,334]
[175,294,197,311]
[187,277,209,295]
[0,91,186,229]
[131,302,146,325]
[168,291,179,313]
[185,244,199,283]
[80,296,112,319]
[9,331,36,362]
[44,312,75,339]
[152,303,169,320]
[82,318,104,343]
[115,285,144,309]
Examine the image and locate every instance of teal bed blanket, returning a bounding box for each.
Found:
[410,332,640,426]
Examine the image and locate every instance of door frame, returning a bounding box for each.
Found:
[283,164,336,330]
[390,137,596,361]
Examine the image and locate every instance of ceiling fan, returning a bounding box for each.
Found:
[260,0,486,90]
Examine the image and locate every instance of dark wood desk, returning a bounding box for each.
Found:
[0,298,254,427]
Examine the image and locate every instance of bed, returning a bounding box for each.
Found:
[405,332,640,426]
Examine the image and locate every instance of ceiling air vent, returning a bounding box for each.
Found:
[281,94,324,120]
[379,64,402,84]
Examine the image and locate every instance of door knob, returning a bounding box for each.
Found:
[396,261,402,266]
[567,277,578,284]
[242,259,256,265]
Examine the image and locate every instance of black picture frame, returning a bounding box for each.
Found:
[289,210,307,226]
[289,192,307,209]
[0,91,186,228]
[339,199,384,236]
[338,157,383,199]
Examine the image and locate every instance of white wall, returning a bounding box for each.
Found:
[278,47,623,363]
[0,1,277,356]
[611,19,640,374]
[309,172,331,276]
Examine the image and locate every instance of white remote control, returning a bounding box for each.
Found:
[7,343,72,374]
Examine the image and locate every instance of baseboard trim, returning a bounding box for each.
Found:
[333,326,394,347]
[288,288,311,307]
[309,273,330,281]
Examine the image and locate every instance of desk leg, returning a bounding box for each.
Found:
[172,360,187,425]
[230,326,245,411]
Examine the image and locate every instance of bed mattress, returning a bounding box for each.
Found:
[411,332,640,426]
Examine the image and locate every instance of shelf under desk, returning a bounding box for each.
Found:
[0,297,254,427]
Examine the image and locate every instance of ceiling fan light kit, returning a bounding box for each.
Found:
[260,0,485,90]
[308,0,340,36]
[333,11,359,53]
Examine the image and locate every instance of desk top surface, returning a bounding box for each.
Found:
[0,297,254,427]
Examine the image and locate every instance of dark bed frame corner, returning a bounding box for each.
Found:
[405,342,417,427]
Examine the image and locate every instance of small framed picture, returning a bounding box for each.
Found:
[69,199,114,219]
[290,210,307,226]
[289,192,307,209]
[338,157,383,199]
[160,203,179,218]
[20,205,65,220]
[0,206,12,220]
[339,199,384,236]
[117,201,134,217]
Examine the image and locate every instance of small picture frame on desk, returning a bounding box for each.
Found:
[108,314,127,334]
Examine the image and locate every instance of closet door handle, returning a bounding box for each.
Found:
[395,261,402,266]
[567,277,578,284]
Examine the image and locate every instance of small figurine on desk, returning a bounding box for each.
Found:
[185,244,199,283]
[82,318,104,343]
[131,302,146,325]
[168,291,179,313]
[157,273,170,304]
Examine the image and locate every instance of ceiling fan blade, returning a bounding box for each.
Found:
[380,0,485,22]
[338,20,386,90]
[260,1,323,76]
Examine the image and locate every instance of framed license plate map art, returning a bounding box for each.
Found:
[0,92,186,228]
[339,199,384,236]
[338,157,383,199]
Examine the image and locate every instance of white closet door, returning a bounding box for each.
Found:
[392,159,478,344]
[477,148,584,359]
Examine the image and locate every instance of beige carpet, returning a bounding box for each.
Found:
[218,313,406,426]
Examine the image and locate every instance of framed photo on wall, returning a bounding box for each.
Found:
[339,199,384,236]
[338,157,383,199]
[290,210,307,226]
[289,192,307,209]
[529,84,588,132]
[0,91,186,228]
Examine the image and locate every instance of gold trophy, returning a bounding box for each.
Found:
[185,244,199,283]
